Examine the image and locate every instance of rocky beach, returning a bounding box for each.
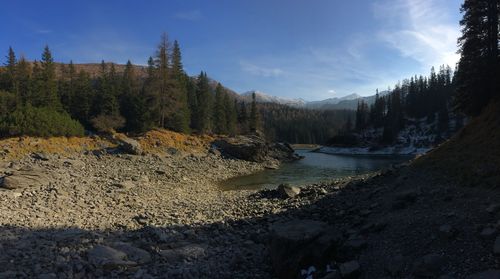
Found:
[0,130,498,279]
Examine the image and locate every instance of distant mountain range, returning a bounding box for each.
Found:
[239,90,389,110]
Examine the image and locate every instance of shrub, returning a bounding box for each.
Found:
[91,114,125,133]
[0,105,85,137]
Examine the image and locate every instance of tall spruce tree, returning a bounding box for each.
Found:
[194,72,213,133]
[39,46,61,110]
[213,83,227,134]
[455,0,499,115]
[249,92,259,132]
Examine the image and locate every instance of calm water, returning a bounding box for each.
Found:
[219,149,412,191]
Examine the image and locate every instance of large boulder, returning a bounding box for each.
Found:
[0,167,50,190]
[213,134,300,163]
[269,219,341,279]
[117,137,143,155]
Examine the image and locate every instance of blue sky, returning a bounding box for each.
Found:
[1,0,463,101]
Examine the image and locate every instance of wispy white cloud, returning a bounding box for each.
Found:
[174,10,202,21]
[374,0,460,69]
[240,61,284,77]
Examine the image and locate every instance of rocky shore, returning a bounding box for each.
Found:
[0,133,498,278]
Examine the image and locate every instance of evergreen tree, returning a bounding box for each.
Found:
[455,0,499,115]
[249,92,259,132]
[120,60,150,133]
[237,101,249,134]
[194,72,213,133]
[39,46,61,110]
[4,47,18,97]
[225,95,237,135]
[213,83,227,134]
[168,40,190,133]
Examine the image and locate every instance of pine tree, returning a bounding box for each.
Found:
[249,92,259,132]
[16,57,31,105]
[39,46,61,110]
[224,94,237,135]
[4,47,18,97]
[194,72,213,133]
[168,40,190,133]
[455,0,499,115]
[213,83,227,134]
[238,101,249,134]
[120,60,150,133]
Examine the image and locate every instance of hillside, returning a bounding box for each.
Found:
[415,98,500,187]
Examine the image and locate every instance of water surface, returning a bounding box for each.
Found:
[220,149,411,191]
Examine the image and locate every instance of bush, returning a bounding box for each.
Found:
[91,114,125,133]
[0,105,85,137]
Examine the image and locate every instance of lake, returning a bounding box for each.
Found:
[219,149,412,191]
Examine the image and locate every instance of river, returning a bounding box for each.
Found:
[219,149,412,191]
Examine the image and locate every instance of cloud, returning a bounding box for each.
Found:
[374,0,460,69]
[174,10,202,21]
[328,89,336,94]
[240,61,284,77]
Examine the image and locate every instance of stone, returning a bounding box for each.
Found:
[112,242,152,264]
[87,245,137,269]
[320,271,341,279]
[486,204,500,214]
[340,261,361,279]
[113,180,135,190]
[31,152,49,161]
[412,254,445,278]
[466,270,500,279]
[480,227,497,240]
[277,184,300,199]
[1,168,50,189]
[439,224,457,239]
[268,219,341,279]
[159,244,206,262]
[385,255,404,277]
[118,137,143,155]
[494,236,500,255]
[213,135,300,163]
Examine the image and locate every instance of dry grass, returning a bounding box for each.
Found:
[0,136,115,160]
[414,98,500,187]
[0,129,215,160]
[137,129,214,154]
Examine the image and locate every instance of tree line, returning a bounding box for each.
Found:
[347,65,458,144]
[0,33,260,137]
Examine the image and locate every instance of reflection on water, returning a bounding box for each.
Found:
[220,149,412,191]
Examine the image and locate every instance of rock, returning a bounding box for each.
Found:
[480,227,497,240]
[412,254,445,278]
[439,224,457,239]
[118,137,143,155]
[113,180,135,190]
[159,244,206,262]
[385,255,404,277]
[0,168,50,189]
[264,161,280,170]
[31,152,49,161]
[37,273,57,279]
[268,219,341,279]
[340,261,361,279]
[112,242,152,264]
[277,184,300,199]
[320,270,341,279]
[466,270,500,279]
[213,135,299,163]
[486,204,500,214]
[494,236,500,255]
[87,245,137,269]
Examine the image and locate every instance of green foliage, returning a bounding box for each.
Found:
[0,105,84,137]
[90,114,125,133]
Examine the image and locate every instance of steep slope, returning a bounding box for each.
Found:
[415,98,500,187]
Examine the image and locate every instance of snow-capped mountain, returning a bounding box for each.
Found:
[239,90,390,110]
[240,90,307,107]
